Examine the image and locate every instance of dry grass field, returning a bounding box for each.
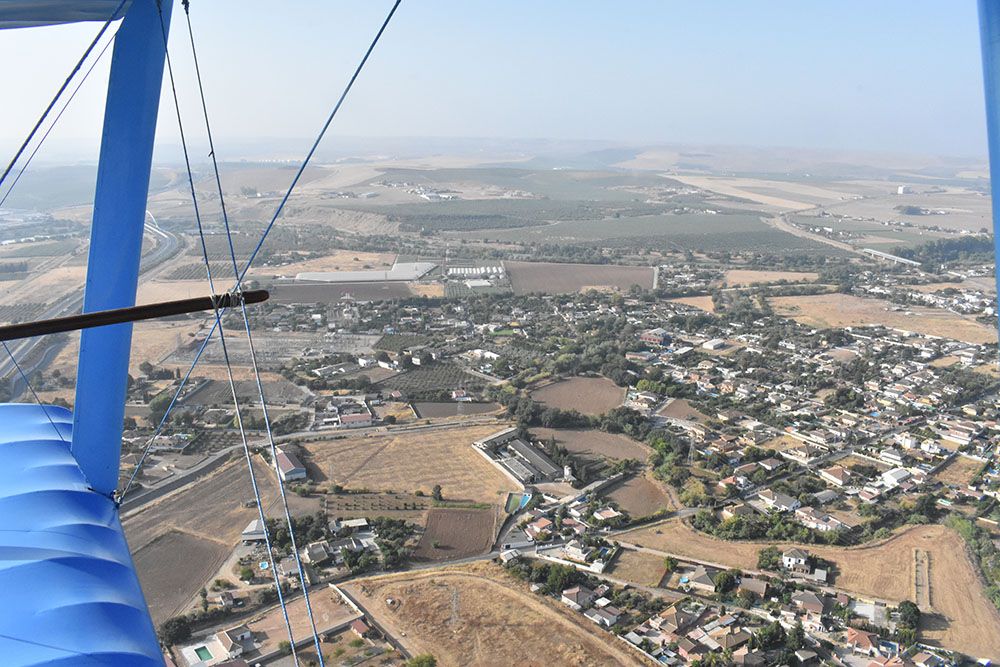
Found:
[123,458,278,551]
[933,455,984,488]
[135,279,213,305]
[409,282,446,297]
[531,376,625,415]
[657,398,711,423]
[770,293,997,344]
[123,458,280,624]
[609,549,668,587]
[606,472,676,516]
[0,264,86,308]
[271,282,415,303]
[619,520,1000,659]
[49,320,201,378]
[724,269,818,286]
[507,260,653,295]
[247,587,360,654]
[303,424,519,504]
[669,295,715,312]
[532,427,651,463]
[372,400,416,423]
[412,508,499,561]
[343,562,642,667]
[250,249,395,277]
[412,401,500,418]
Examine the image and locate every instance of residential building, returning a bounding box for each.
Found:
[819,465,851,487]
[561,585,596,611]
[276,448,307,482]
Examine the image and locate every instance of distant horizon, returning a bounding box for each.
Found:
[0,1,990,165]
[18,135,990,169]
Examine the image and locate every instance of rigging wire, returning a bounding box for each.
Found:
[0,29,118,208]
[231,0,403,289]
[2,342,66,443]
[0,18,122,432]
[0,0,128,194]
[122,0,402,501]
[182,2,327,663]
[152,0,300,658]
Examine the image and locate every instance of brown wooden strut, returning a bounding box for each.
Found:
[0,289,268,342]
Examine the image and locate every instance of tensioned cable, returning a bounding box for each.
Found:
[0,0,128,193]
[183,2,326,663]
[2,341,65,443]
[153,0,299,656]
[122,0,402,499]
[230,0,403,290]
[0,30,118,208]
[0,19,121,437]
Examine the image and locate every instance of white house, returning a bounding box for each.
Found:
[217,625,252,659]
[276,448,307,482]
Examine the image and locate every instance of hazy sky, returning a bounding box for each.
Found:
[0,1,990,161]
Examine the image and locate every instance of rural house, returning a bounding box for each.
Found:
[561,585,596,611]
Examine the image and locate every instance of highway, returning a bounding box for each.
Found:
[0,221,182,392]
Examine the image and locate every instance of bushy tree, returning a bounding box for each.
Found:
[158,616,191,646]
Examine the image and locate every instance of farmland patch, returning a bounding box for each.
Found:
[131,530,228,625]
[413,508,498,561]
[507,261,653,295]
[303,424,519,504]
[531,428,651,464]
[343,562,643,667]
[606,473,676,516]
[770,293,997,344]
[530,376,625,415]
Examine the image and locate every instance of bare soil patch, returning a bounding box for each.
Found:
[606,472,675,516]
[136,279,211,305]
[507,260,653,295]
[343,562,642,667]
[657,398,710,423]
[271,282,415,303]
[303,424,519,504]
[252,249,395,277]
[531,376,624,415]
[933,455,984,488]
[131,530,228,625]
[532,427,651,463]
[124,458,277,547]
[372,400,415,424]
[409,282,446,297]
[670,295,715,312]
[413,508,498,561]
[770,293,996,344]
[609,549,668,587]
[724,269,818,285]
[247,586,360,653]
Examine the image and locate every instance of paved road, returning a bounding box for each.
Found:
[119,445,237,512]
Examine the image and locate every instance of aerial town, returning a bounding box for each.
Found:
[7,2,1000,665]
[3,147,999,667]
